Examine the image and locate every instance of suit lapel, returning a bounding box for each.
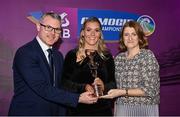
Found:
[32,38,62,87]
[32,39,52,79]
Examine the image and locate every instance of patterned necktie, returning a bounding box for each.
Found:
[47,48,55,85]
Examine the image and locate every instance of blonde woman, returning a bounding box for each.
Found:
[61,17,116,116]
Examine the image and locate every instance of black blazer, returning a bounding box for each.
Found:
[8,38,79,116]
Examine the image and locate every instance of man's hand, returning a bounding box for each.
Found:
[78,91,98,104]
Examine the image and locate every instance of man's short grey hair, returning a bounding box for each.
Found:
[40,12,61,22]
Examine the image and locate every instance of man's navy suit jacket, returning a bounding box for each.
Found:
[8,38,79,116]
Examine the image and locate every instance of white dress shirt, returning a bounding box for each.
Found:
[36,36,52,63]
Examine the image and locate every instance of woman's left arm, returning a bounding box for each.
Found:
[139,50,160,98]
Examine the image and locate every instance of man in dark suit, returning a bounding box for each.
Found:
[8,12,97,116]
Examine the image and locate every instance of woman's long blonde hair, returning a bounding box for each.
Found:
[77,17,108,60]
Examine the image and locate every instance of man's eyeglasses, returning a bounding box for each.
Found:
[40,23,61,34]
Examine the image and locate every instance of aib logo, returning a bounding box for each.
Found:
[27,11,71,39]
[137,15,155,36]
[59,12,70,38]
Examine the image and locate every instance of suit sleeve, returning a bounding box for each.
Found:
[13,48,79,107]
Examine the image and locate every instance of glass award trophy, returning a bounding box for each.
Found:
[85,49,103,97]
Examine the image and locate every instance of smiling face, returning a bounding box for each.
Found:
[123,27,140,50]
[82,21,101,49]
[36,15,61,47]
